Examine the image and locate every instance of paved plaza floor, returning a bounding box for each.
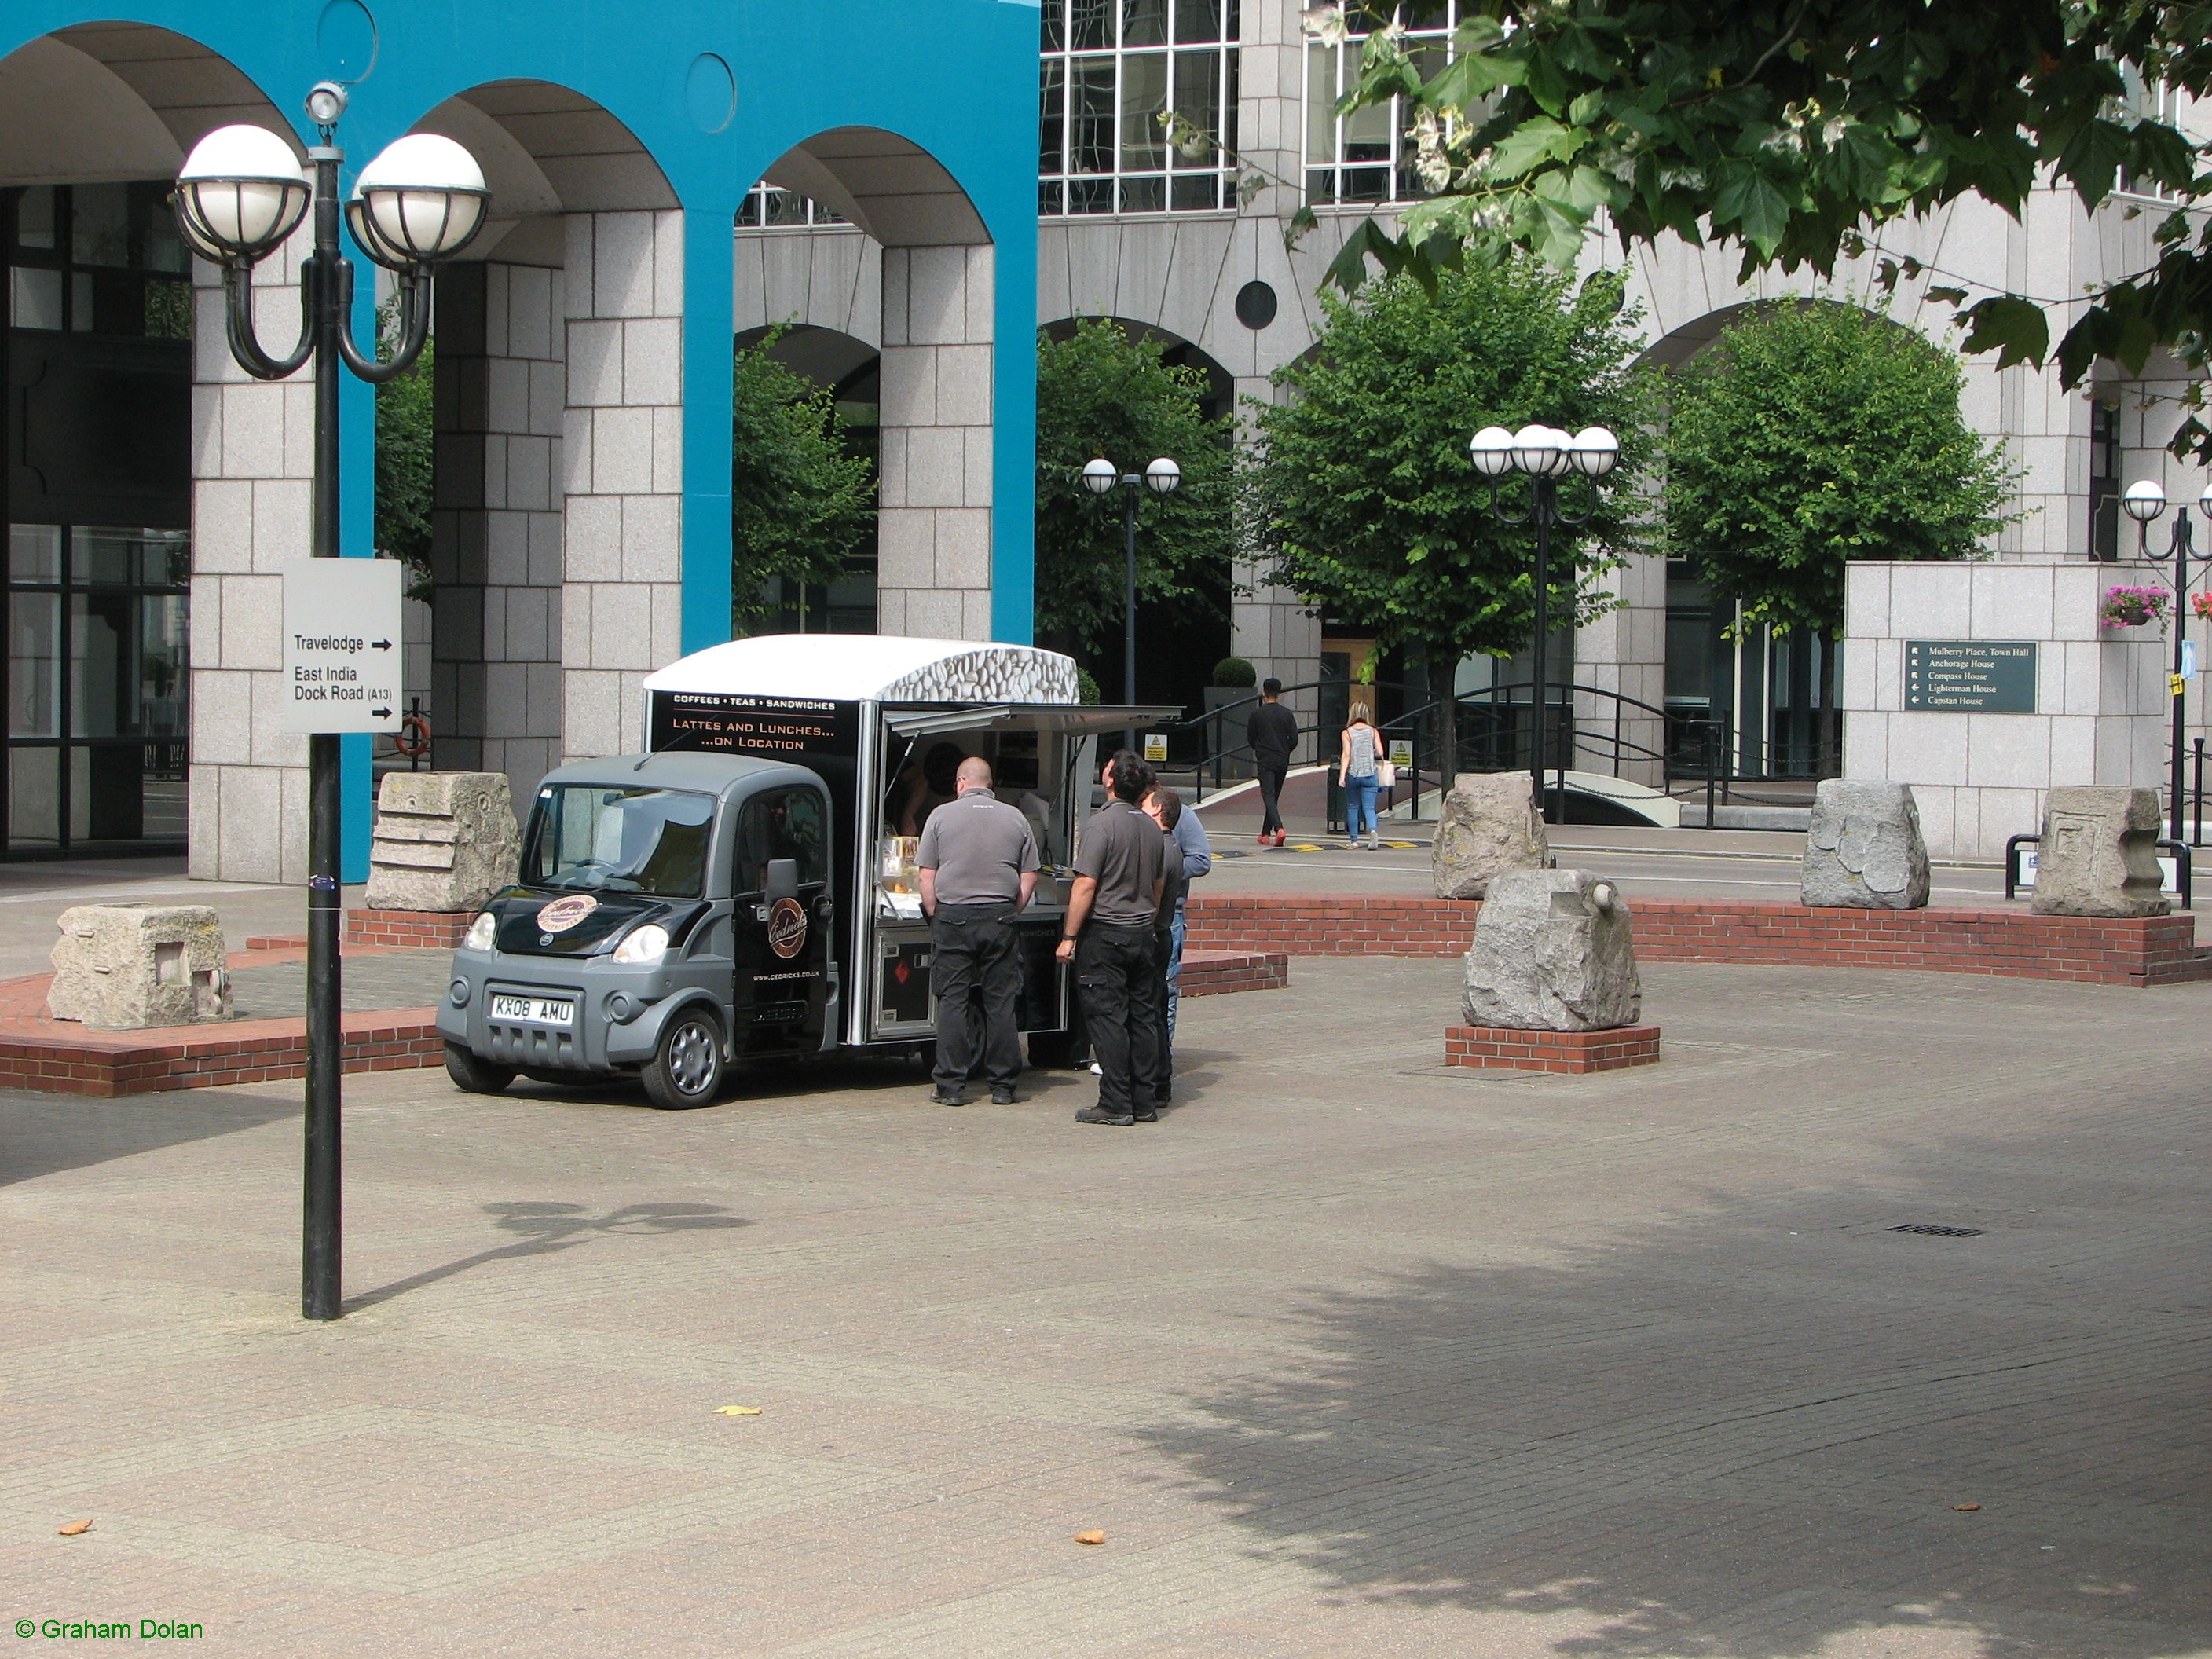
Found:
[4,954,2207,1656]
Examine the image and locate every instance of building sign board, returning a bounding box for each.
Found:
[280,559,403,734]
[1903,640,2037,713]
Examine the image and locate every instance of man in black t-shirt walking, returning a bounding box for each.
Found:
[1245,678,1300,847]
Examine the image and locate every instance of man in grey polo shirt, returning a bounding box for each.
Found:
[917,756,1039,1106]
[1057,750,1166,1126]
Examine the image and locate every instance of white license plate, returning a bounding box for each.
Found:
[490,994,574,1025]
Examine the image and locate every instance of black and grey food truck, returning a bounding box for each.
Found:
[436,634,1176,1107]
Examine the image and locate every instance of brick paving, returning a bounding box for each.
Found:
[2,957,2208,1656]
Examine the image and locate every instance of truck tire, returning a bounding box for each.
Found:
[445,1042,516,1095]
[642,1008,725,1110]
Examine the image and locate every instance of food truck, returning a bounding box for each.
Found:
[436,635,1177,1108]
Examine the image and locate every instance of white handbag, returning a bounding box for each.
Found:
[1376,760,1398,788]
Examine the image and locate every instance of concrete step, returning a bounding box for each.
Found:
[1678,801,1813,831]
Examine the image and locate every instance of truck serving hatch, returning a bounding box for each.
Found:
[880,703,1185,740]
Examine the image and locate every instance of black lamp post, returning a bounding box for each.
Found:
[1467,422,1620,819]
[174,86,486,1321]
[1082,454,1182,749]
[2121,475,2212,844]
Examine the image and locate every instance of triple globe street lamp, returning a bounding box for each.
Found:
[1467,423,1620,816]
[2120,475,2212,844]
[1082,455,1182,743]
[178,85,488,1321]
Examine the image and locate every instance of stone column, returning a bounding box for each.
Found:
[877,244,994,640]
[431,260,568,804]
[560,210,686,759]
[1575,550,1668,786]
[186,228,314,884]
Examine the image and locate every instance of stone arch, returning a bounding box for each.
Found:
[736,127,997,641]
[0,24,294,869]
[401,80,682,793]
[1041,314,1235,423]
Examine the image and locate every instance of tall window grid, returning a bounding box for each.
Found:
[1039,0,1240,216]
[1306,2,1461,206]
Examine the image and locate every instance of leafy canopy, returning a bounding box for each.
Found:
[1278,2,2212,456]
[1034,318,1235,654]
[731,331,875,632]
[374,304,434,602]
[1250,260,1658,663]
[1664,302,2020,639]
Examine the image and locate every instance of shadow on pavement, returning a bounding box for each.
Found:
[349,1199,751,1312]
[0,1090,296,1187]
[1137,1188,2211,1657]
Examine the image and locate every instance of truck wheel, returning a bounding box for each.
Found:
[643,1009,725,1110]
[445,1042,516,1095]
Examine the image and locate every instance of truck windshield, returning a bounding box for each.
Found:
[528,786,715,897]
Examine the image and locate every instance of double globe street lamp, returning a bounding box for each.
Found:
[177,85,487,1321]
[1467,423,1620,818]
[2120,476,2212,844]
[1082,455,1182,743]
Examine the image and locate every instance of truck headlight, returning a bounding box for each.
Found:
[463,910,496,951]
[611,923,669,965]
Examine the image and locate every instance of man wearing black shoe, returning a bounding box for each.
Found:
[1141,786,1188,1108]
[1246,678,1299,846]
[1058,752,1166,1125]
[918,756,1039,1107]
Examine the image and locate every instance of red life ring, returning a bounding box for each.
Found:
[395,712,432,760]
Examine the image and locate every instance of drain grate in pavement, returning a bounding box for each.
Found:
[1888,1222,1985,1238]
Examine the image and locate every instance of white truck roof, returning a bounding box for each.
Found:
[643,635,1082,705]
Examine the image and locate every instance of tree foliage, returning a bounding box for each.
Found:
[1035,317,1236,654]
[731,331,875,632]
[1249,260,1657,665]
[1269,2,2212,457]
[374,310,434,602]
[1664,302,2018,640]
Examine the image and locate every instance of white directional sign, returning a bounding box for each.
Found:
[280,559,404,734]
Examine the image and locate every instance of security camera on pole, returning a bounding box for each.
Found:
[175,86,487,1321]
[1466,423,1620,822]
[2120,476,2212,844]
[1082,455,1182,752]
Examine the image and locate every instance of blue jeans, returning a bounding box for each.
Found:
[1165,908,1186,1042]
[1345,775,1380,840]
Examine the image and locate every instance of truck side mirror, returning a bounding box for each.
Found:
[765,858,800,903]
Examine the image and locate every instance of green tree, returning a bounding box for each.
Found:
[375,309,434,602]
[1225,3,2212,456]
[1250,260,1657,767]
[1035,318,1235,658]
[731,331,875,632]
[1666,302,2017,639]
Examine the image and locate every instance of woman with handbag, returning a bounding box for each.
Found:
[1339,707,1386,850]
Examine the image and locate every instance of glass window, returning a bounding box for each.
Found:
[9,746,59,851]
[1042,0,1234,214]
[734,182,847,232]
[72,185,131,268]
[11,525,62,584]
[9,591,60,737]
[1306,2,1463,207]
[14,185,57,251]
[734,788,828,892]
[11,266,62,330]
[528,786,716,897]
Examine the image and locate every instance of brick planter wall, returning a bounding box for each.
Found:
[1178,949,1289,997]
[1445,1024,1661,1074]
[1184,895,2212,987]
[0,1011,445,1097]
[347,910,474,949]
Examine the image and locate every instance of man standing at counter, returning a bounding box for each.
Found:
[917,757,1039,1106]
[1057,752,1166,1126]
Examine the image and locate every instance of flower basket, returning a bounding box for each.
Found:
[2100,585,2172,629]
[2192,591,2212,624]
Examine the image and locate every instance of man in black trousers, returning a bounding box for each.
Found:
[1246,677,1299,846]
[917,756,1039,1106]
[1057,751,1166,1126]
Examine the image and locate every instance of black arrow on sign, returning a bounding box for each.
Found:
[371,706,394,720]
[371,639,394,650]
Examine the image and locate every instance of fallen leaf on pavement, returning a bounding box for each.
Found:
[57,1519,92,1536]
[1074,1530,1105,1546]
[1953,1503,1981,1512]
[715,1405,763,1417]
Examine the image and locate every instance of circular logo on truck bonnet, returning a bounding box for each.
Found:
[766,897,808,959]
[537,894,599,934]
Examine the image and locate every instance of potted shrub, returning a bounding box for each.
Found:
[1203,657,1259,778]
